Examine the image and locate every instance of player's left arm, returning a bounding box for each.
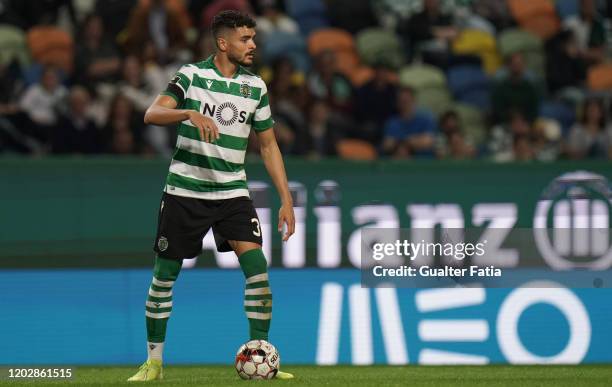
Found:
[257,128,295,241]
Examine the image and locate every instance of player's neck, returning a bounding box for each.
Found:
[213,54,239,78]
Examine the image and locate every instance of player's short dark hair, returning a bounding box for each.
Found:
[212,10,256,39]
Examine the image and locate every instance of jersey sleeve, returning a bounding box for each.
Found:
[161,65,192,105]
[252,82,274,132]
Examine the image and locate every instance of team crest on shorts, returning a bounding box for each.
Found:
[158,236,169,251]
[240,83,251,98]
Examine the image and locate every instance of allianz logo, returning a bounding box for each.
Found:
[182,171,612,269]
[315,282,591,365]
[534,171,612,269]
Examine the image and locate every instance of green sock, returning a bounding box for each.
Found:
[238,249,272,341]
[146,256,182,349]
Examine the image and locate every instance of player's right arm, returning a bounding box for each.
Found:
[144,95,219,143]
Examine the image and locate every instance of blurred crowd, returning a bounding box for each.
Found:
[1,0,612,161]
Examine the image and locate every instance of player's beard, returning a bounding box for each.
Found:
[229,50,255,67]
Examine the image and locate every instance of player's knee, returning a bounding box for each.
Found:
[229,240,262,256]
[153,255,182,281]
[238,248,268,275]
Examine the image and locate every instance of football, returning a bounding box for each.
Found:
[234,340,280,380]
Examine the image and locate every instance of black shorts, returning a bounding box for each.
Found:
[153,192,263,259]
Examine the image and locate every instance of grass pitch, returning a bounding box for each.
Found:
[1,365,612,386]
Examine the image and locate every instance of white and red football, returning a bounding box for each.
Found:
[234,340,280,380]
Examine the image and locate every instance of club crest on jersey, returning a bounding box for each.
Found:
[240,82,251,98]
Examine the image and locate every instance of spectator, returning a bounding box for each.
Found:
[192,32,217,63]
[371,0,416,30]
[18,66,68,147]
[545,29,587,94]
[489,110,532,161]
[435,110,475,159]
[110,125,137,154]
[512,135,535,161]
[353,62,398,145]
[140,41,171,95]
[9,0,76,30]
[0,61,23,116]
[565,98,612,159]
[269,57,301,101]
[0,61,32,153]
[123,0,188,63]
[382,86,436,158]
[255,0,299,37]
[471,0,512,31]
[398,0,458,64]
[532,118,562,161]
[53,86,101,154]
[265,58,313,155]
[563,0,607,64]
[73,14,121,87]
[202,0,253,30]
[491,52,540,124]
[119,55,159,113]
[300,99,348,158]
[327,0,377,34]
[94,0,137,41]
[307,50,353,115]
[103,93,144,154]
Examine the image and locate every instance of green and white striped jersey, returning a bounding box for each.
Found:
[160,55,274,200]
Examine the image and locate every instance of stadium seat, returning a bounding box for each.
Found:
[587,64,612,91]
[520,14,560,40]
[398,64,446,90]
[507,0,560,39]
[555,0,579,20]
[333,50,360,76]
[286,0,329,36]
[398,65,451,115]
[346,66,374,87]
[416,88,453,116]
[498,28,546,78]
[307,28,354,57]
[308,28,372,84]
[137,0,191,30]
[447,65,491,110]
[26,26,73,73]
[336,139,377,160]
[498,28,542,56]
[0,24,29,67]
[355,28,405,69]
[508,0,556,21]
[261,32,310,72]
[462,14,496,35]
[452,29,501,74]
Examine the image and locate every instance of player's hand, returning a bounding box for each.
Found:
[187,110,219,143]
[278,204,295,242]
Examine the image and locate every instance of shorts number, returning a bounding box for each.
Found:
[251,218,261,237]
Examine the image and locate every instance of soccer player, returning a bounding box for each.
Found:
[127,10,295,381]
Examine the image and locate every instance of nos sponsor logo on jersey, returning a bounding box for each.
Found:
[203,102,248,126]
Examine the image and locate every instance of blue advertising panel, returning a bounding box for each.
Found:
[1,269,611,365]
